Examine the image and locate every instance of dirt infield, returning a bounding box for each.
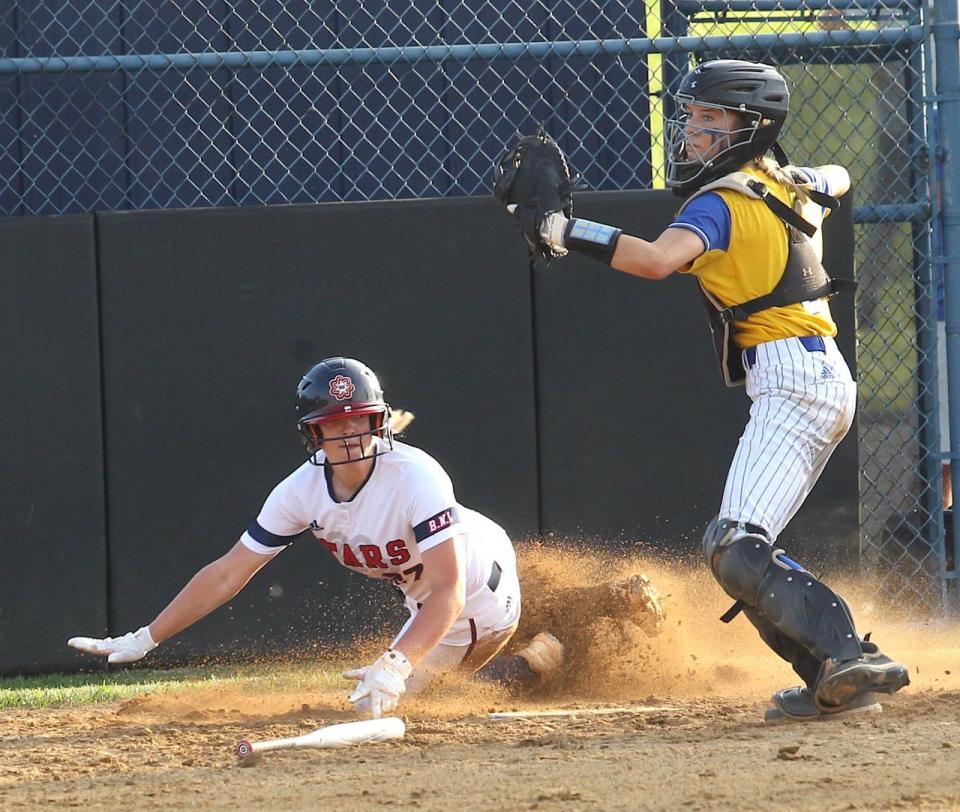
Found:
[3,548,960,810]
[3,690,959,810]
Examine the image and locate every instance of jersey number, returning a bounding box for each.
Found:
[384,564,423,586]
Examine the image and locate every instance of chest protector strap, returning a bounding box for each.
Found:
[679,172,855,387]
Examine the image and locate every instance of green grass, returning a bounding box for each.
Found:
[0,661,349,710]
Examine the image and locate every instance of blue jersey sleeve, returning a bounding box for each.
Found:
[792,166,835,217]
[792,166,829,195]
[668,192,731,252]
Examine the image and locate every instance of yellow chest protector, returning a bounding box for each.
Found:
[678,171,854,387]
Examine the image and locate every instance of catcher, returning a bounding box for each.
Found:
[494,61,909,724]
[68,357,664,716]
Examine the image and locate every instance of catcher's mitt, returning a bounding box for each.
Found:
[492,130,573,260]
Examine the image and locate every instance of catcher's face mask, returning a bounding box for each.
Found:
[666,98,761,191]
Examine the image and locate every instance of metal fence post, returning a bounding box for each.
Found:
[931,0,960,606]
[916,1,947,610]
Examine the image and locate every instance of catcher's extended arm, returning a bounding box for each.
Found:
[493,130,623,265]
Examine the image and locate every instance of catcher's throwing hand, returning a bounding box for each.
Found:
[493,130,574,260]
[343,648,413,719]
[68,626,158,663]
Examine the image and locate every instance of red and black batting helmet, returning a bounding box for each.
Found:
[295,357,393,464]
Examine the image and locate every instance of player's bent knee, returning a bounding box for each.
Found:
[702,517,774,604]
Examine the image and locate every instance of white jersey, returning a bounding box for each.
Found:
[240,439,520,645]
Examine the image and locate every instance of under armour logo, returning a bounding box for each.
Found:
[329,375,355,401]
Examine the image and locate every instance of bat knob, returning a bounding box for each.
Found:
[236,740,253,759]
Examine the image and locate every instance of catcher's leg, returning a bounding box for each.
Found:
[703,517,862,664]
[703,517,909,709]
[740,606,821,689]
[742,592,856,691]
[762,634,896,725]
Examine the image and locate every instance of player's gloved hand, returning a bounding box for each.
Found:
[67,626,158,663]
[538,210,570,256]
[342,648,413,719]
[504,204,570,257]
[493,130,574,261]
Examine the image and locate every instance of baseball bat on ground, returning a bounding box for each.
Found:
[487,706,676,719]
[235,717,405,758]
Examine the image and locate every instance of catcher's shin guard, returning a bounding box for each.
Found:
[703,517,862,664]
[741,606,822,689]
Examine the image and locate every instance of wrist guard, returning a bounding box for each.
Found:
[564,218,622,265]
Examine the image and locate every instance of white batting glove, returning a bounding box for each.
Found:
[67,626,158,664]
[538,210,569,256]
[342,649,413,719]
[505,205,570,258]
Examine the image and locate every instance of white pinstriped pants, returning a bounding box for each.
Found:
[720,335,857,541]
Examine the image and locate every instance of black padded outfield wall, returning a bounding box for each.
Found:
[0,192,857,673]
[534,190,859,569]
[0,215,108,673]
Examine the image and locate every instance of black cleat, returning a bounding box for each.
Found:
[764,686,881,725]
[814,646,910,710]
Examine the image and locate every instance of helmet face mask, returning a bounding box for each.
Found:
[295,357,394,466]
[666,98,762,192]
[665,60,790,196]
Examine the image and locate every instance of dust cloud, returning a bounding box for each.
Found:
[407,540,960,717]
[105,540,960,723]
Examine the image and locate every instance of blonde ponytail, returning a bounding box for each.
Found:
[749,156,811,204]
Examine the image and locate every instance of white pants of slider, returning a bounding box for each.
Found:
[394,617,519,695]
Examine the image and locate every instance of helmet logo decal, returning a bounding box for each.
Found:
[329,374,356,401]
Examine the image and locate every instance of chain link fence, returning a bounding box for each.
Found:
[2,1,954,611]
